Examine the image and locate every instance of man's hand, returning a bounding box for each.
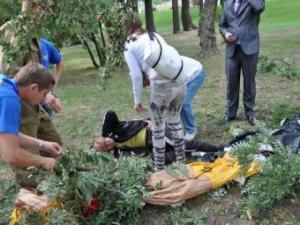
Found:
[146,120,152,130]
[40,141,63,157]
[134,103,145,112]
[41,157,56,171]
[143,75,150,87]
[225,32,237,42]
[43,93,62,113]
[51,97,62,113]
[93,137,114,152]
[43,92,55,106]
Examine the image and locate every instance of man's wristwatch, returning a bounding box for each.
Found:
[38,140,45,150]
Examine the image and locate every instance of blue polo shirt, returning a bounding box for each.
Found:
[39,38,62,69]
[0,75,20,135]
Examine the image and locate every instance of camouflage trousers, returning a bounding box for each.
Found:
[149,81,186,170]
[12,101,62,188]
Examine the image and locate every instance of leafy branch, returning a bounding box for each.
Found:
[258,53,300,79]
[17,147,152,225]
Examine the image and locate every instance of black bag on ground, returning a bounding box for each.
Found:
[272,113,300,153]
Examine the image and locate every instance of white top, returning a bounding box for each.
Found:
[124,32,203,104]
[181,56,203,83]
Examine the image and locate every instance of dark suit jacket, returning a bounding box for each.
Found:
[220,0,265,57]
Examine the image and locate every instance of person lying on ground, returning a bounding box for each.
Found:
[93,111,223,163]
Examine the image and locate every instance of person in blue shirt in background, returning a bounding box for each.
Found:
[39,38,64,117]
[39,38,64,89]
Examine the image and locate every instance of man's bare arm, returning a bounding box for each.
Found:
[18,132,63,156]
[0,133,56,170]
[54,60,64,88]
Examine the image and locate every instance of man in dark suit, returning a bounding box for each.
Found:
[220,0,265,125]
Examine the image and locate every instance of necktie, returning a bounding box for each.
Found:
[234,0,242,13]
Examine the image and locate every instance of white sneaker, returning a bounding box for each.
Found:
[184,131,197,141]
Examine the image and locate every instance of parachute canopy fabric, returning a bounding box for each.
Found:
[10,188,60,225]
[144,153,260,205]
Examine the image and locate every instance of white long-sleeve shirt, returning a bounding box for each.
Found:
[181,56,203,83]
[124,32,203,104]
[124,32,162,104]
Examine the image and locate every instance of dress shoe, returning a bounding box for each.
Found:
[246,114,256,126]
[222,115,235,123]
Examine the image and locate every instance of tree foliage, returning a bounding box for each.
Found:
[0,0,20,24]
[231,123,300,219]
[164,207,206,225]
[238,142,300,219]
[258,53,300,79]
[46,0,140,71]
[0,0,139,75]
[15,147,152,224]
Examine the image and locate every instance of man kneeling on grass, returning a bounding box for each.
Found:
[93,111,223,163]
[0,63,63,171]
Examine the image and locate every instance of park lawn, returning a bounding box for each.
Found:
[141,6,200,33]
[1,0,300,224]
[143,0,300,32]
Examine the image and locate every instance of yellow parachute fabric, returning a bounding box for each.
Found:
[189,153,259,188]
[144,153,261,205]
[9,188,61,225]
[10,201,61,225]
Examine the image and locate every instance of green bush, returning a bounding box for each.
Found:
[258,54,300,79]
[231,123,300,219]
[28,147,152,225]
[238,142,300,219]
[164,207,206,225]
[258,54,277,73]
[270,102,299,127]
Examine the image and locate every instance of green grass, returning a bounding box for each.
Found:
[142,0,300,33]
[141,7,200,33]
[261,0,300,30]
[0,164,16,224]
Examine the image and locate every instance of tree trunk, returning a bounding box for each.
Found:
[192,0,204,10]
[132,0,139,12]
[98,21,106,49]
[198,0,218,55]
[197,0,204,27]
[78,36,100,68]
[144,0,156,32]
[199,0,204,10]
[172,0,180,33]
[181,0,196,31]
[220,0,224,7]
[90,33,105,66]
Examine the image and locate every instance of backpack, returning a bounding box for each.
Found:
[143,32,186,84]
